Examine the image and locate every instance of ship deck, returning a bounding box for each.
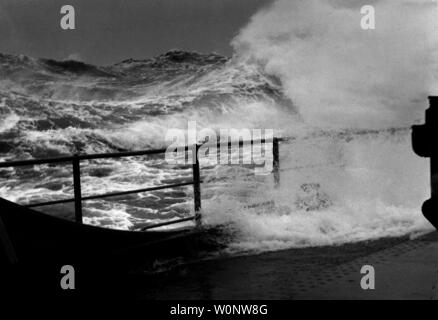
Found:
[129,231,438,300]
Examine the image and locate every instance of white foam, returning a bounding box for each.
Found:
[202,130,433,253]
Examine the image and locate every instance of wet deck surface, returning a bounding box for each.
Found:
[128,232,438,300]
[3,232,437,302]
[296,232,438,299]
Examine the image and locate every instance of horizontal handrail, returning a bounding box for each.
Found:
[0,155,81,168]
[0,148,172,168]
[140,216,196,231]
[203,137,285,149]
[81,181,197,201]
[26,198,78,208]
[0,137,285,168]
[25,180,199,208]
[0,137,282,229]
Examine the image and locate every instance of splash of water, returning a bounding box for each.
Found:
[232,0,438,129]
[1,2,437,252]
[197,0,438,252]
[203,129,432,253]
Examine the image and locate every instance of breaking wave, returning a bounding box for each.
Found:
[1,0,437,256]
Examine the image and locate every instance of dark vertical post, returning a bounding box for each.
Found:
[412,96,438,229]
[428,97,438,199]
[72,155,83,224]
[426,97,438,229]
[192,144,202,227]
[0,216,18,265]
[273,138,280,187]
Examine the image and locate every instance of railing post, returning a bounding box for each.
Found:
[72,155,83,224]
[273,138,280,187]
[192,144,202,227]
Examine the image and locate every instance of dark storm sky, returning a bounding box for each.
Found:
[0,0,271,65]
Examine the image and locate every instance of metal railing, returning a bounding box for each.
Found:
[0,138,282,230]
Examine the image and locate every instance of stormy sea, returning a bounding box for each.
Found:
[0,48,433,256]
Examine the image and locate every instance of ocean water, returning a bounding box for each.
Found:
[0,50,433,254]
[0,51,298,235]
[1,0,437,254]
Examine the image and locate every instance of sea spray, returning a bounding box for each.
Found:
[0,17,436,252]
[203,129,432,253]
[193,0,438,253]
[232,0,438,128]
